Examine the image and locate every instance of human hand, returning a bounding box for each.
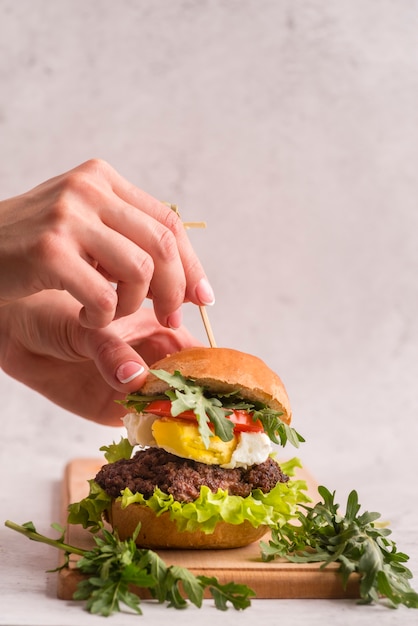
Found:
[0,159,214,329]
[0,291,202,425]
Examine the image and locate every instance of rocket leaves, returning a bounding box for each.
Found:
[123,369,304,450]
[150,369,234,447]
[4,520,254,616]
[260,486,418,609]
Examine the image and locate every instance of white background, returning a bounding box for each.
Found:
[1,2,418,624]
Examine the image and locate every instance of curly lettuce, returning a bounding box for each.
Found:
[68,457,310,535]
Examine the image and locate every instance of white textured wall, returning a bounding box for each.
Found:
[1,0,418,518]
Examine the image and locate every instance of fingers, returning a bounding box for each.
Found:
[19,159,215,328]
[77,307,201,393]
[97,161,216,308]
[45,253,120,329]
[100,194,215,327]
[86,331,149,391]
[73,223,155,327]
[0,291,202,423]
[54,159,215,327]
[71,206,196,329]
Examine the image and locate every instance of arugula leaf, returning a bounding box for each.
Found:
[120,393,167,415]
[198,576,255,610]
[260,486,418,609]
[162,565,203,609]
[121,370,304,450]
[4,520,254,616]
[148,369,304,449]
[252,407,305,448]
[74,528,156,615]
[150,369,235,447]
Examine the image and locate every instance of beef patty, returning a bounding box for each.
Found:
[95,447,288,503]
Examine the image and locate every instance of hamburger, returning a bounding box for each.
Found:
[71,347,307,549]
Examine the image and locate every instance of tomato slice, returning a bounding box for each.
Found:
[142,400,194,419]
[228,409,264,432]
[142,399,264,433]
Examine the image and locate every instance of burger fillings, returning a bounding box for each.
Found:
[70,348,308,549]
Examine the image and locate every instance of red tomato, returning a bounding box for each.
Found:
[142,400,264,433]
[228,409,264,432]
[142,400,195,419]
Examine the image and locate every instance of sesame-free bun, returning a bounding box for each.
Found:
[141,346,292,424]
[108,500,268,549]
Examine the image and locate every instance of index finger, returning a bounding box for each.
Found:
[97,161,215,307]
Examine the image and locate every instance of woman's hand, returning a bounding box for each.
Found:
[0,291,202,425]
[0,159,214,329]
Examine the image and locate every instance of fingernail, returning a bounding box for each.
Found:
[167,308,183,330]
[116,362,145,384]
[196,277,215,306]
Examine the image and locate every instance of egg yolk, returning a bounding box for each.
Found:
[151,417,237,465]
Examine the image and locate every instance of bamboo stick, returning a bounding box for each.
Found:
[199,305,217,348]
[166,202,216,347]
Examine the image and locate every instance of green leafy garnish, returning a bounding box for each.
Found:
[260,485,418,609]
[198,576,255,610]
[123,369,304,449]
[252,407,305,447]
[67,480,111,533]
[4,520,255,616]
[150,369,235,447]
[100,437,133,463]
[67,438,133,532]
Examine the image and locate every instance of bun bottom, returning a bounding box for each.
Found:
[109,500,269,549]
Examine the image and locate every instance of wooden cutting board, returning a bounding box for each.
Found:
[57,458,360,601]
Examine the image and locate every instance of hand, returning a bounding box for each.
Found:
[0,291,202,425]
[0,159,215,329]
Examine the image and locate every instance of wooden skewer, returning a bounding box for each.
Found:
[165,202,216,347]
[164,202,206,229]
[183,221,207,229]
[199,305,217,348]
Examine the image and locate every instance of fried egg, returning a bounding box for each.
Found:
[123,412,272,468]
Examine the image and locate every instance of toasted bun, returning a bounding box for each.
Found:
[141,346,292,424]
[108,500,268,549]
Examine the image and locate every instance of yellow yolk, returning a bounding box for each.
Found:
[152,417,238,465]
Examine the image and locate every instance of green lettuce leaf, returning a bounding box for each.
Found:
[100,437,134,463]
[119,457,309,534]
[67,480,112,532]
[67,451,309,537]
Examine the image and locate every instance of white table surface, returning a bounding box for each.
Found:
[1,376,418,626]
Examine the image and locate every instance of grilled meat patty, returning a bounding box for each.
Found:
[95,447,288,503]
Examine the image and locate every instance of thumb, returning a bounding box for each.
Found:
[82,327,149,392]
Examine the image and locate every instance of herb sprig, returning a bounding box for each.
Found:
[154,370,235,447]
[260,486,418,609]
[5,520,254,616]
